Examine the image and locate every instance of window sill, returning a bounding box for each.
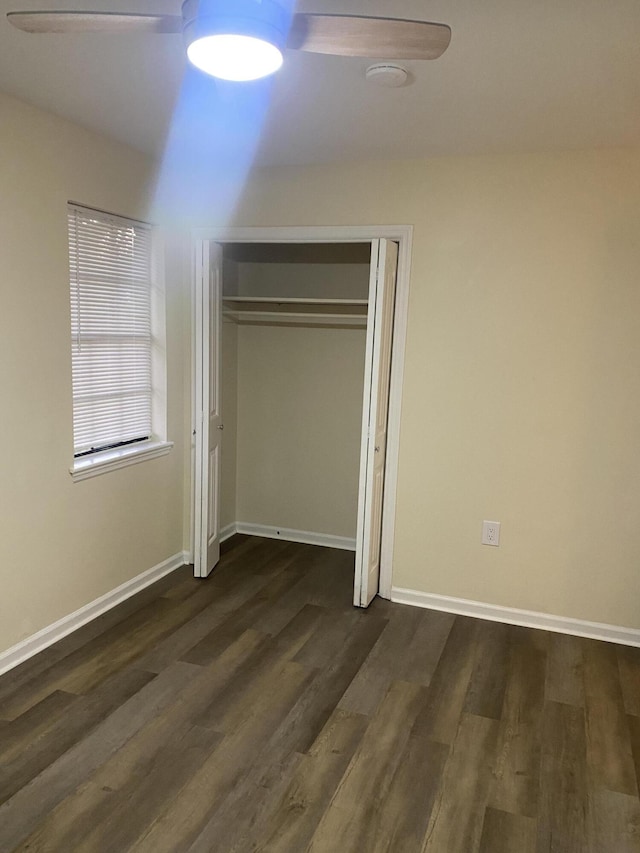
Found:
[70,440,174,483]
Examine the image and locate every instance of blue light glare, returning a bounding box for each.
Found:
[151,1,296,227]
[152,67,275,227]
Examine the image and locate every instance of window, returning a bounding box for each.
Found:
[68,204,172,481]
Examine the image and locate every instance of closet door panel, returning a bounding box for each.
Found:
[194,241,222,578]
[355,239,399,607]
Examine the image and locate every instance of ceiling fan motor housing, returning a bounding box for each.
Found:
[182,0,290,53]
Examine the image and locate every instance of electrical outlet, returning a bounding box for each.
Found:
[482,520,501,546]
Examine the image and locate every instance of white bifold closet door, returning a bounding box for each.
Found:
[354,239,399,606]
[193,242,223,578]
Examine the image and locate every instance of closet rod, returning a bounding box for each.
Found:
[223,310,367,327]
[222,296,368,305]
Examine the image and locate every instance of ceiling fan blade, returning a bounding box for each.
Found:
[6,11,183,34]
[288,14,451,60]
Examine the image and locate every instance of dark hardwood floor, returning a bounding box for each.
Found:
[1,535,639,852]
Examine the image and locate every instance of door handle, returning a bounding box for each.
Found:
[217,424,224,430]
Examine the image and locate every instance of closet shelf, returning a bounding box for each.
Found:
[222,297,368,327]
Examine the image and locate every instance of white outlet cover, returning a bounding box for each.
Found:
[482,520,501,546]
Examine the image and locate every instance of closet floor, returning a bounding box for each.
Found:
[1,535,639,852]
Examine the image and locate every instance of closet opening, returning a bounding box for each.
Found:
[191,226,412,609]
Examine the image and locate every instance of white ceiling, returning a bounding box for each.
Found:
[1,0,639,167]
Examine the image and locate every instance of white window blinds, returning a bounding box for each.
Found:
[68,204,153,457]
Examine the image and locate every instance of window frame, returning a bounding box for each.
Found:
[68,203,173,482]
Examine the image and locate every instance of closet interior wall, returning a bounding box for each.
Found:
[220,243,370,543]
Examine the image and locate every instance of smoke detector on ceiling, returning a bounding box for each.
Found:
[365,63,410,88]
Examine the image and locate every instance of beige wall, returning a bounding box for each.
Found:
[235,324,366,538]
[222,148,640,629]
[0,93,188,654]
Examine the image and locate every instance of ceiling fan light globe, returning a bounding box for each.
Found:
[187,33,283,81]
[182,0,289,81]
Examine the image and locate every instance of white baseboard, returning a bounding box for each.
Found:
[0,551,189,677]
[220,523,238,543]
[234,522,356,552]
[391,586,640,648]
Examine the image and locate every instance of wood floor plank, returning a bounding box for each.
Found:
[13,724,224,853]
[243,539,304,577]
[479,807,537,853]
[583,638,638,796]
[0,587,221,720]
[128,660,316,852]
[250,547,350,637]
[182,538,286,604]
[160,575,205,601]
[293,607,362,670]
[213,536,296,584]
[246,709,368,853]
[628,714,640,794]
[306,680,428,853]
[52,583,237,695]
[339,606,454,717]
[337,610,422,716]
[463,620,510,720]
[291,546,358,612]
[0,689,77,764]
[367,732,450,853]
[82,725,224,853]
[193,606,325,732]
[220,532,252,555]
[180,566,307,667]
[263,612,388,757]
[187,752,305,853]
[546,632,585,708]
[0,660,200,852]
[586,788,640,853]
[411,615,480,745]
[10,630,269,851]
[272,602,327,643]
[490,626,547,818]
[536,700,588,853]
[618,645,640,718]
[189,615,381,852]
[421,713,500,853]
[217,533,272,568]
[401,608,456,686]
[0,667,155,806]
[133,571,275,673]
[185,613,368,853]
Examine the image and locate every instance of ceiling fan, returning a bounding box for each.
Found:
[7,1,452,82]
